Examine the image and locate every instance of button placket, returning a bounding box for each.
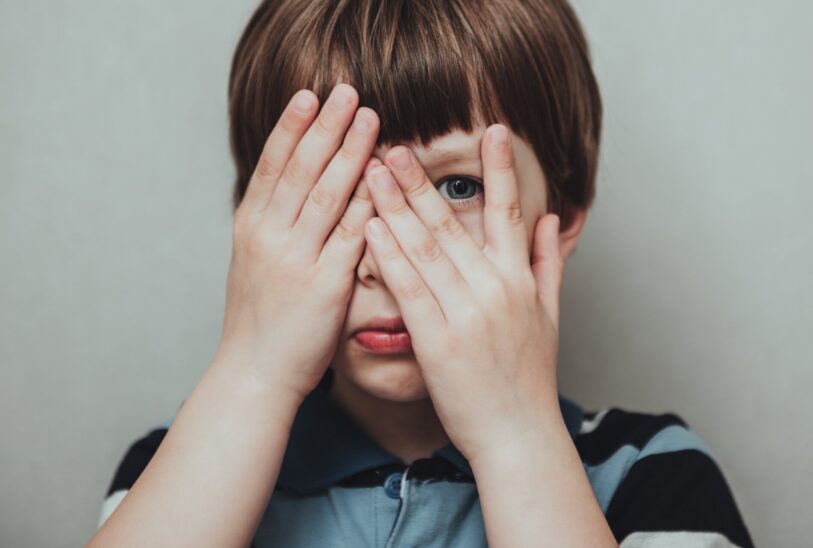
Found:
[383,466,412,548]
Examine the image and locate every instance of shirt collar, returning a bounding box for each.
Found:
[276,383,584,493]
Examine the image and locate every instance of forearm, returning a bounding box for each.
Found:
[469,407,618,548]
[87,354,303,548]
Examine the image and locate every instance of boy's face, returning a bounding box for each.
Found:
[330,125,568,403]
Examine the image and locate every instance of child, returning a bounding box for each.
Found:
[89,0,754,546]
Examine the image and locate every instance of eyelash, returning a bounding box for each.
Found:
[436,176,485,209]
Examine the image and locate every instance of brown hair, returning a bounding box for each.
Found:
[227,0,602,221]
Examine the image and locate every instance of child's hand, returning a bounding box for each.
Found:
[362,125,565,462]
[214,84,381,403]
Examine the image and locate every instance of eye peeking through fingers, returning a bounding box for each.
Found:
[436,175,484,210]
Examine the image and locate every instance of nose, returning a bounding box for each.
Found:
[355,218,385,286]
[355,143,396,286]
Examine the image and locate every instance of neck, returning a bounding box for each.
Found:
[327,370,451,465]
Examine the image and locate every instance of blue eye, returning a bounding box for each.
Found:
[436,176,484,207]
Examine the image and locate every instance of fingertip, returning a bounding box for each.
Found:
[363,156,383,178]
[292,89,317,114]
[365,217,388,240]
[488,124,509,148]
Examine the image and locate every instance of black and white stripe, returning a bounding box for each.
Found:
[97,407,754,547]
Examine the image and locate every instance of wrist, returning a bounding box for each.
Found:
[469,405,571,474]
[207,352,306,420]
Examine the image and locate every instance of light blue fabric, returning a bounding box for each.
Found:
[158,384,710,546]
[254,481,486,547]
[584,424,713,513]
[248,384,582,547]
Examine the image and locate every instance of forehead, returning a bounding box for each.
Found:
[372,126,487,168]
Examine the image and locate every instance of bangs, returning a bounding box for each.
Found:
[229,0,602,215]
[300,0,507,147]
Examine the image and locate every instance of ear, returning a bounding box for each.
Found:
[556,202,588,261]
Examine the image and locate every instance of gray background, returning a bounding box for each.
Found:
[1,1,810,546]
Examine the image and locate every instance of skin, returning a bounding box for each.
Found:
[334,117,617,547]
[329,124,589,464]
[86,82,615,547]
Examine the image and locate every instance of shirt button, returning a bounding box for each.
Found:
[383,472,403,499]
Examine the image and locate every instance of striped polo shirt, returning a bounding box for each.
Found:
[98,377,754,547]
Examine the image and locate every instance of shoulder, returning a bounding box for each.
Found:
[573,405,754,548]
[574,406,711,466]
[97,422,170,529]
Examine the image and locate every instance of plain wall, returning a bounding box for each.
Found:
[1,1,810,546]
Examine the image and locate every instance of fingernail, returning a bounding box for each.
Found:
[331,85,353,107]
[390,147,412,170]
[294,91,313,113]
[364,158,382,177]
[490,125,509,146]
[367,218,387,238]
[353,110,373,131]
[372,168,394,189]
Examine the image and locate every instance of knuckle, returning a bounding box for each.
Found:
[254,156,280,182]
[353,108,378,133]
[505,201,524,224]
[482,278,511,305]
[487,201,523,225]
[430,211,466,240]
[307,185,337,211]
[411,238,443,264]
[454,305,483,333]
[380,244,402,262]
[398,278,426,302]
[240,221,290,262]
[336,145,357,165]
[494,153,514,171]
[403,178,433,200]
[333,217,361,242]
[350,182,373,206]
[282,155,312,184]
[242,227,270,259]
[390,198,412,217]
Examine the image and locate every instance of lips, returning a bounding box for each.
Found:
[352,316,412,354]
[352,316,407,336]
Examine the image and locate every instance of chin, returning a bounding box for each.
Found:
[332,345,431,402]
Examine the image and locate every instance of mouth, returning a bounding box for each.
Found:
[352,316,412,354]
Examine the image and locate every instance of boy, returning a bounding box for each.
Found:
[89,0,754,546]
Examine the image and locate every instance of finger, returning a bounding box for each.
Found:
[264,83,359,229]
[293,107,380,255]
[367,166,471,313]
[319,157,381,268]
[382,146,497,290]
[482,124,529,273]
[239,89,318,218]
[363,215,447,338]
[530,213,564,326]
